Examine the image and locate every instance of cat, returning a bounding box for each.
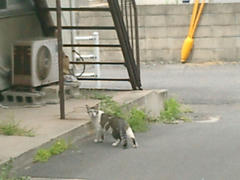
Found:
[86,105,138,148]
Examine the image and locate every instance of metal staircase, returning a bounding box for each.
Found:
[34,0,142,119]
[34,0,141,90]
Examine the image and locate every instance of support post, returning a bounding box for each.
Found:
[56,0,65,119]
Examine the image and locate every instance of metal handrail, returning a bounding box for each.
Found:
[120,0,141,87]
[109,0,141,89]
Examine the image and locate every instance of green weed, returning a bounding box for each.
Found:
[127,108,149,132]
[99,97,150,132]
[159,98,182,124]
[159,98,193,124]
[0,121,34,137]
[33,139,70,163]
[33,149,51,162]
[49,139,68,155]
[0,159,30,180]
[100,97,125,118]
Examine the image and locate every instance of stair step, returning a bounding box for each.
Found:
[70,61,125,65]
[44,7,110,12]
[77,78,130,81]
[63,44,121,48]
[51,26,115,30]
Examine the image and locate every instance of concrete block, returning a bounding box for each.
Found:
[166,15,190,26]
[77,16,114,26]
[121,90,168,118]
[1,91,45,106]
[144,16,167,27]
[144,49,181,63]
[215,48,238,61]
[41,84,79,104]
[144,26,189,38]
[204,3,240,14]
[237,37,240,47]
[191,49,216,62]
[138,5,192,16]
[215,37,237,48]
[194,38,217,49]
[145,38,183,50]
[200,14,237,26]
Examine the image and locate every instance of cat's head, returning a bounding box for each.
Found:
[86,105,99,119]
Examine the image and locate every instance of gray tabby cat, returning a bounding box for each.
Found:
[86,105,138,148]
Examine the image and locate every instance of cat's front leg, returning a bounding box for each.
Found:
[94,128,104,143]
[112,139,121,147]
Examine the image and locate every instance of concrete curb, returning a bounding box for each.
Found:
[10,122,94,171]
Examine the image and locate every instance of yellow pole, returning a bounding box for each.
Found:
[188,0,199,38]
[181,0,198,63]
[181,0,205,63]
[190,0,205,38]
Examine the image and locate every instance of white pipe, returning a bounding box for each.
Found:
[93,32,101,89]
[75,36,95,41]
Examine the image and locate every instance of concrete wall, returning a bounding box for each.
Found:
[76,3,240,64]
[136,0,240,4]
[139,3,240,63]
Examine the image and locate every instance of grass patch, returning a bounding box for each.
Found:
[34,139,70,163]
[0,159,30,180]
[99,96,149,132]
[159,98,192,124]
[0,114,35,137]
[127,108,149,132]
[100,96,125,118]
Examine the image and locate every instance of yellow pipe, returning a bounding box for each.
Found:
[188,0,199,38]
[190,0,205,38]
[181,0,205,63]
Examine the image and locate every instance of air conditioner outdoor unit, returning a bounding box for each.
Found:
[12,38,59,87]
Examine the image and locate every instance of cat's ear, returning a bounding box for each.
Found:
[93,104,99,110]
[86,105,90,112]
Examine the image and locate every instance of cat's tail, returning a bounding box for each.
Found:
[126,127,138,148]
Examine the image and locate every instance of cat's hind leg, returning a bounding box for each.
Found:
[126,127,138,148]
[112,130,121,147]
[112,139,121,147]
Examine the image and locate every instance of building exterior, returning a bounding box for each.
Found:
[0,0,43,91]
[0,0,73,91]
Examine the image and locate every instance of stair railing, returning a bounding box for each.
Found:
[108,0,142,90]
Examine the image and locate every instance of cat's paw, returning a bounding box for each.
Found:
[133,143,138,148]
[94,139,103,143]
[112,139,121,147]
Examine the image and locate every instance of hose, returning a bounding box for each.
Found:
[72,49,86,77]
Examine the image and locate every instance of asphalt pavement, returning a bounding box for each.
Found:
[16,63,240,180]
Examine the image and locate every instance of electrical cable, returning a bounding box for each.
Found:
[72,49,86,78]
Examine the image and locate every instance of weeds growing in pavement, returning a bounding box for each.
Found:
[34,139,70,163]
[0,114,34,137]
[159,98,192,124]
[0,159,30,180]
[127,108,149,132]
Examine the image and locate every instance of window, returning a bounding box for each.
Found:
[0,0,7,9]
